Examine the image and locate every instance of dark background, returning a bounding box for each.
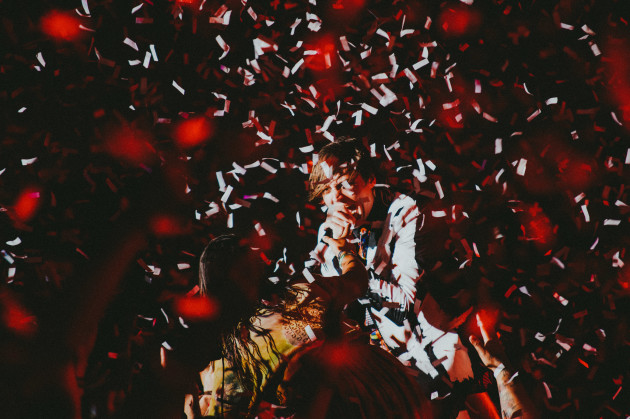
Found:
[1,0,629,417]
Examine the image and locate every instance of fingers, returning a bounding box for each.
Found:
[469,334,481,349]
[476,313,491,344]
[321,235,348,255]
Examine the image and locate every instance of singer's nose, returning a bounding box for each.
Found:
[323,184,340,206]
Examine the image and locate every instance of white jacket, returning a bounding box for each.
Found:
[314,193,473,383]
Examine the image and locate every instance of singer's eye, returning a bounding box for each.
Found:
[340,180,353,190]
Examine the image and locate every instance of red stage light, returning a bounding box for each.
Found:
[150,214,184,236]
[40,11,82,41]
[2,296,37,337]
[104,127,154,164]
[174,295,220,322]
[173,117,214,148]
[13,188,41,222]
[438,6,481,38]
[305,34,337,71]
[326,342,353,367]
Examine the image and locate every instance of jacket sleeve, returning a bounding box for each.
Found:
[311,223,342,277]
[369,198,424,311]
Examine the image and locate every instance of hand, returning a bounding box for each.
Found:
[321,235,353,257]
[323,203,357,239]
[469,313,508,372]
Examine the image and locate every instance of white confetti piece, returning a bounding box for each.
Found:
[516,158,527,176]
[574,193,585,203]
[361,103,378,115]
[21,157,38,166]
[226,212,233,228]
[232,162,247,175]
[589,41,601,56]
[495,168,504,182]
[18,107,26,113]
[302,268,316,283]
[305,325,317,341]
[611,111,623,126]
[149,44,158,61]
[604,219,621,226]
[435,181,444,199]
[6,237,21,246]
[8,267,16,278]
[551,257,565,269]
[553,292,569,306]
[545,97,558,105]
[80,0,91,15]
[411,59,430,71]
[408,118,423,132]
[260,161,277,173]
[177,263,191,270]
[254,222,266,236]
[579,203,592,222]
[253,37,278,58]
[210,10,231,25]
[263,192,278,203]
[36,52,46,67]
[560,22,574,30]
[142,51,151,68]
[306,12,322,31]
[527,109,541,122]
[403,68,418,84]
[172,80,185,95]
[474,79,481,93]
[221,185,233,202]
[1,250,14,264]
[495,138,502,154]
[432,210,447,218]
[123,37,139,51]
[378,84,397,106]
[131,3,143,14]
[216,35,230,60]
[612,251,624,268]
[290,18,302,35]
[291,58,304,74]
[482,112,498,122]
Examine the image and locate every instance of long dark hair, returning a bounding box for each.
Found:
[199,235,323,412]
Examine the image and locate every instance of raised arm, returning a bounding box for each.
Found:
[470,315,539,419]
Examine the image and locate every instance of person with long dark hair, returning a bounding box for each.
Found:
[188,232,369,417]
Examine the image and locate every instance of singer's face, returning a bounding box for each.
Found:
[321,170,375,221]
